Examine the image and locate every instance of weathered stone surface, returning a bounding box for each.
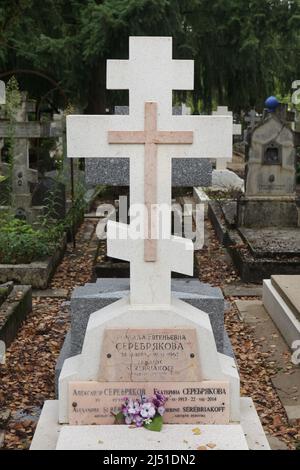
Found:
[209,199,300,282]
[237,112,298,228]
[237,198,299,228]
[0,285,32,348]
[0,282,14,305]
[271,371,300,423]
[267,435,289,450]
[246,114,296,198]
[239,228,300,257]
[212,169,244,191]
[271,275,300,320]
[223,283,262,298]
[32,288,68,298]
[0,236,66,289]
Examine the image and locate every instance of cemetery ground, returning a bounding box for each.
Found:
[0,194,299,450]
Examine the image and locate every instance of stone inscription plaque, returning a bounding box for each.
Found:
[69,381,230,425]
[99,328,201,382]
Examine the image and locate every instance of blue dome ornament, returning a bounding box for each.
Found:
[265,96,280,112]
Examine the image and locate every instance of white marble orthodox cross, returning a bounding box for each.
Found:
[212,106,241,170]
[67,37,232,306]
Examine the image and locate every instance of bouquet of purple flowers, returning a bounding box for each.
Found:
[114,389,168,432]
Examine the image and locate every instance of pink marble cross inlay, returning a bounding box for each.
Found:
[108,102,193,262]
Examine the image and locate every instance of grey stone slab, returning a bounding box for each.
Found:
[32,289,68,298]
[284,405,300,424]
[0,285,32,348]
[271,371,300,407]
[266,435,289,450]
[221,201,237,227]
[271,275,300,320]
[85,158,212,187]
[239,228,300,257]
[223,284,262,298]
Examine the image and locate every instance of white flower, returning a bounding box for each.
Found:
[140,403,156,419]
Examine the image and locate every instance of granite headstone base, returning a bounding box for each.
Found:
[55,278,234,391]
[85,158,212,187]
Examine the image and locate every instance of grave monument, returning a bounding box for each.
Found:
[31,37,269,450]
[209,98,300,282]
[0,81,5,105]
[212,106,242,171]
[0,92,63,223]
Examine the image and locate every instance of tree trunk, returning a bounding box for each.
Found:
[85,59,107,114]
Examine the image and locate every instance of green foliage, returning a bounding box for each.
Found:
[2,76,22,206]
[0,214,63,264]
[114,412,125,424]
[5,76,21,120]
[1,1,300,113]
[144,415,163,432]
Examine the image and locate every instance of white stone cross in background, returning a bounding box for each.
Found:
[0,81,5,105]
[0,81,5,161]
[212,106,241,170]
[245,108,261,129]
[67,37,232,306]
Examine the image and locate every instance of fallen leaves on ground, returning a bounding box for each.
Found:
[1,211,300,450]
[197,218,300,450]
[0,218,98,449]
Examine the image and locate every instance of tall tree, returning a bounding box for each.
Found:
[1,0,300,113]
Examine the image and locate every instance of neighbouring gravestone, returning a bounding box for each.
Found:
[263,275,300,350]
[244,108,261,131]
[0,81,5,105]
[212,106,242,171]
[31,176,66,220]
[0,93,63,223]
[31,37,269,451]
[209,99,300,282]
[238,104,298,228]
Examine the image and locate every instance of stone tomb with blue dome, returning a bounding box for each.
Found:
[208,98,300,282]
